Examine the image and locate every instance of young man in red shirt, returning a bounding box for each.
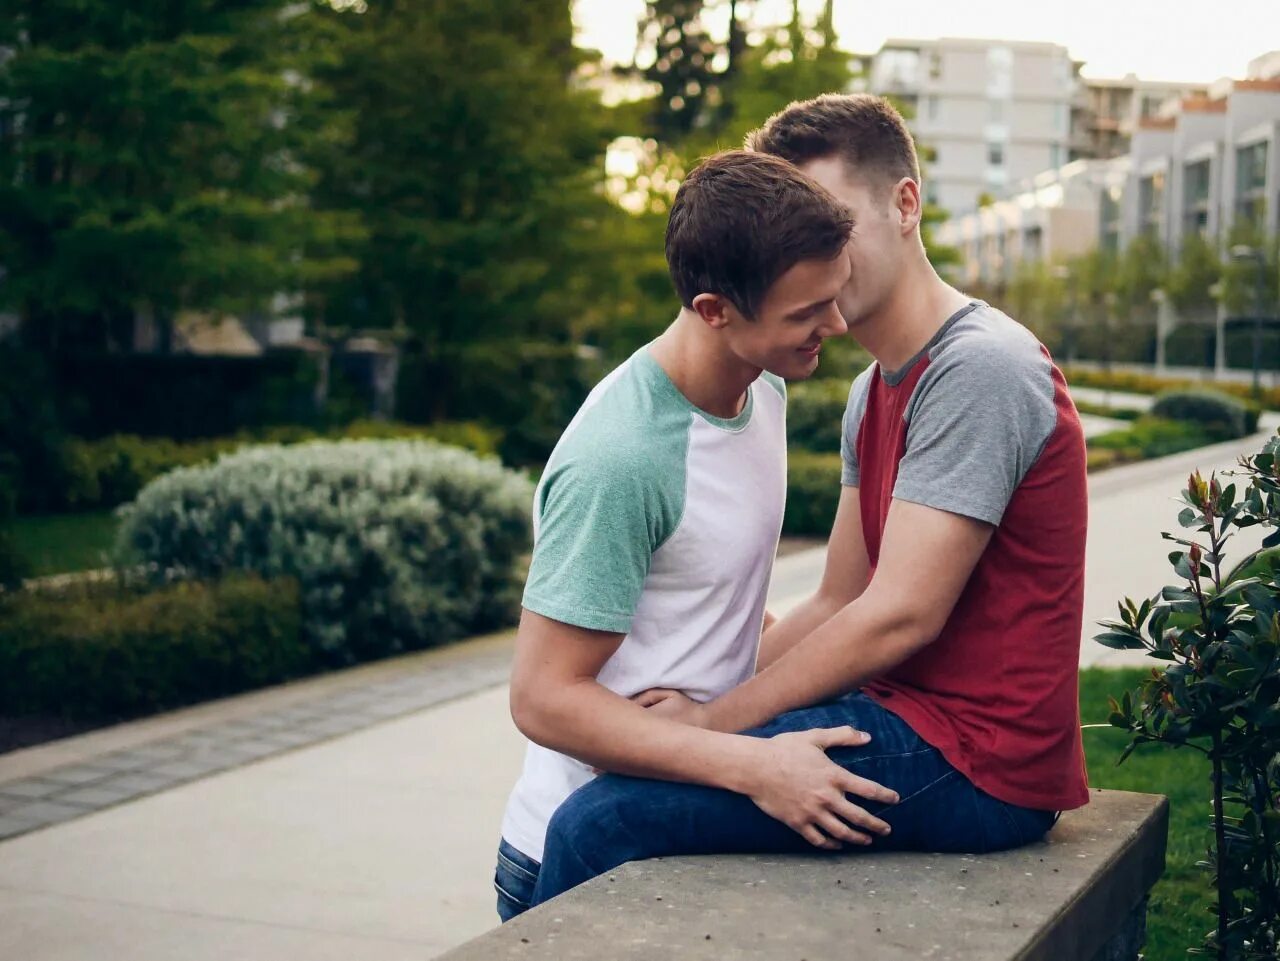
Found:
[528,94,1089,907]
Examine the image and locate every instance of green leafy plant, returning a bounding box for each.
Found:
[783,450,841,536]
[1151,390,1261,440]
[1097,430,1280,959]
[116,439,534,663]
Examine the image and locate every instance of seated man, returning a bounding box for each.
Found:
[495,149,901,921]
[528,94,1089,907]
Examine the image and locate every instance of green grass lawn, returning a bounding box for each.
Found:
[10,510,120,577]
[1080,666,1214,961]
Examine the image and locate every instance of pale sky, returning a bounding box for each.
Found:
[574,0,1277,84]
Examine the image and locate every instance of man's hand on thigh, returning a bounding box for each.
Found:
[745,727,898,849]
[632,689,898,848]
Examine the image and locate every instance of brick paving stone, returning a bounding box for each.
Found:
[8,800,89,826]
[38,765,116,787]
[0,778,65,800]
[89,752,155,773]
[98,771,175,795]
[54,783,142,808]
[0,813,43,839]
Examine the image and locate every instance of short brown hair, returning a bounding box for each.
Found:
[746,94,920,187]
[665,150,853,319]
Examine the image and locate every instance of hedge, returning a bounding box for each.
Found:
[41,420,501,514]
[787,379,848,455]
[1150,389,1259,438]
[116,439,534,663]
[1086,416,1221,465]
[0,574,304,720]
[784,450,843,536]
[1062,367,1280,410]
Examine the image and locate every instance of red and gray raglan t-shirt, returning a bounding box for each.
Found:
[842,301,1090,812]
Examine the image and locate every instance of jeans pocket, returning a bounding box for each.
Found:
[494,840,541,923]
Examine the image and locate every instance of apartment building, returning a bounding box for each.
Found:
[1071,76,1208,161]
[866,38,1080,218]
[936,158,1128,288]
[938,58,1280,286]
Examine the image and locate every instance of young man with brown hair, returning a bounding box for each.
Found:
[494,149,902,921]
[527,94,1089,908]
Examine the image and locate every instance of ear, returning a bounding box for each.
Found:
[893,177,923,235]
[691,292,734,330]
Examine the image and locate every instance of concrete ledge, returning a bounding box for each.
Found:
[441,788,1168,961]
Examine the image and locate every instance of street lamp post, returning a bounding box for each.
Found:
[1229,244,1266,397]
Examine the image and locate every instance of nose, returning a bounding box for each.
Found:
[818,302,848,338]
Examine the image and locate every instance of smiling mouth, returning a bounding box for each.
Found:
[799,344,821,357]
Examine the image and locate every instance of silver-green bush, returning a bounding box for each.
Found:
[115,439,534,663]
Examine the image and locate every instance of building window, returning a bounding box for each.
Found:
[986,46,1012,99]
[925,181,939,206]
[1138,171,1166,238]
[1023,225,1044,261]
[928,51,942,80]
[988,142,1005,167]
[1050,143,1063,168]
[1183,159,1211,237]
[989,100,1004,123]
[1235,140,1269,227]
[926,95,938,121]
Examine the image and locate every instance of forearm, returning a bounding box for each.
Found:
[515,679,761,793]
[707,592,928,734]
[756,592,844,672]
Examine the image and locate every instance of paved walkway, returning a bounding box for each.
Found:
[0,427,1276,959]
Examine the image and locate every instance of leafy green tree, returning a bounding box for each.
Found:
[308,0,635,447]
[1166,232,1222,316]
[0,0,359,358]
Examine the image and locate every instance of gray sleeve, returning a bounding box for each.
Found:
[892,339,1057,526]
[840,368,875,487]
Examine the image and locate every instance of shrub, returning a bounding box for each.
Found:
[0,574,305,720]
[1151,389,1259,439]
[1073,400,1143,421]
[50,420,501,513]
[784,450,842,536]
[787,380,849,455]
[1088,417,1219,461]
[1097,434,1280,958]
[116,439,534,663]
[1062,366,1280,411]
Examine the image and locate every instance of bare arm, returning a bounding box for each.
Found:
[509,608,898,847]
[510,608,761,785]
[705,499,994,735]
[757,486,871,672]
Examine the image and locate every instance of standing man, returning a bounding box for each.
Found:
[529,94,1090,907]
[495,150,902,922]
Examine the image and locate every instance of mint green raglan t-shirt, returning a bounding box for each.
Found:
[500,346,788,861]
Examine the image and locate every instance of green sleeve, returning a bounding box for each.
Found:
[521,451,683,634]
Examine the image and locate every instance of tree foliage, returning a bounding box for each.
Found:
[0,0,360,357]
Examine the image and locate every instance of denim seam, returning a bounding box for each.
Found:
[494,877,531,907]
[844,747,937,765]
[497,850,539,883]
[889,767,963,809]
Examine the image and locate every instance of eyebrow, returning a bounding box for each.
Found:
[785,297,835,320]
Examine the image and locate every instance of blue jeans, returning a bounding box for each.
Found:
[494,837,542,922]
[528,692,1058,910]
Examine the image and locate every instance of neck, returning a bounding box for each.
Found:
[649,310,761,419]
[852,254,972,373]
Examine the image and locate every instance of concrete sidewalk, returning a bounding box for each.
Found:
[0,428,1276,960]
